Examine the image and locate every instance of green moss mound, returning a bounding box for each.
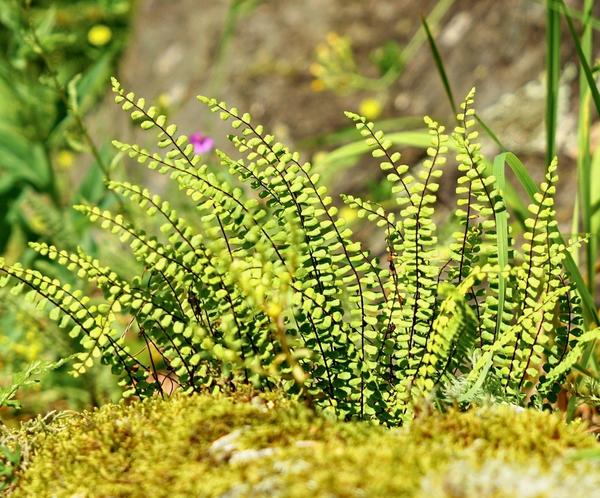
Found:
[8,394,600,497]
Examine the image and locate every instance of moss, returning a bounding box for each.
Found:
[9,396,600,498]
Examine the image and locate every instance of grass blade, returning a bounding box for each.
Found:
[591,147,600,290]
[475,115,505,150]
[314,130,431,179]
[570,194,580,264]
[400,0,455,68]
[560,0,600,367]
[545,0,561,167]
[575,0,593,292]
[422,14,507,153]
[422,16,456,114]
[544,0,600,32]
[561,0,600,118]
[420,14,531,225]
[503,152,538,197]
[492,153,510,340]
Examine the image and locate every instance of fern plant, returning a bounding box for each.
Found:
[1,80,598,425]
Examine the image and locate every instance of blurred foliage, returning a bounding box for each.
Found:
[0,0,131,257]
[309,0,454,97]
[0,0,133,416]
[306,1,455,208]
[0,358,67,409]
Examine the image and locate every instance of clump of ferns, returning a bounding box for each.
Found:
[1,80,598,425]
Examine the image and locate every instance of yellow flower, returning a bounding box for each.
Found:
[310,79,325,92]
[326,32,340,46]
[309,62,325,77]
[266,302,283,319]
[88,25,112,47]
[339,207,358,225]
[156,93,171,110]
[56,150,74,170]
[312,151,327,165]
[359,98,383,121]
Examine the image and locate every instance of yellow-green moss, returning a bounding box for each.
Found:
[9,395,600,498]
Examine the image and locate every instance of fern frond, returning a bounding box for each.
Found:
[1,79,593,425]
[415,267,482,398]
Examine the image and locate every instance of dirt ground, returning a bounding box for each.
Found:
[91,0,597,228]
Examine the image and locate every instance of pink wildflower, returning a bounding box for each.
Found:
[189,132,214,155]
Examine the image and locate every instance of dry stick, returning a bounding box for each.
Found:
[140,327,165,399]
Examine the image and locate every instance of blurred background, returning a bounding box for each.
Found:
[1,0,598,418]
[98,0,593,229]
